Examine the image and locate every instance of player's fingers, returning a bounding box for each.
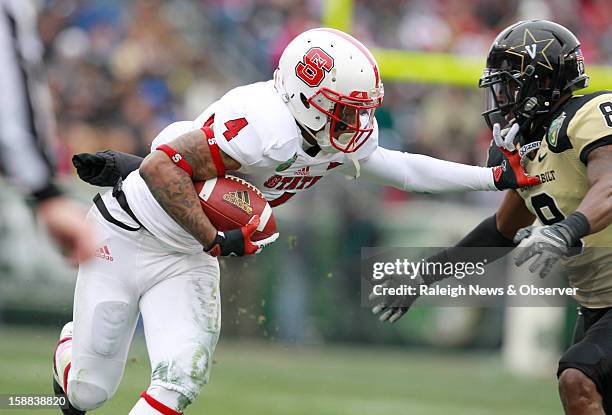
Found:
[245,215,260,234]
[540,256,558,279]
[253,232,279,247]
[372,304,386,315]
[514,245,535,267]
[528,252,545,273]
[513,227,532,245]
[492,123,502,147]
[503,123,520,150]
[522,174,542,187]
[379,308,394,322]
[388,307,408,323]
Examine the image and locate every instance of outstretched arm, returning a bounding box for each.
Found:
[357,147,496,192]
[372,190,535,322]
[356,124,539,192]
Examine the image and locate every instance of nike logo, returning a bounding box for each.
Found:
[538,152,547,162]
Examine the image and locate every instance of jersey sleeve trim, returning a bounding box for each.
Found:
[201,125,226,176]
[579,134,612,164]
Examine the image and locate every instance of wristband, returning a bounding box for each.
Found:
[553,212,591,247]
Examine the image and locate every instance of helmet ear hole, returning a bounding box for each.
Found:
[300,93,310,109]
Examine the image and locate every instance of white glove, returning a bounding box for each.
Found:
[492,123,519,152]
[513,225,570,278]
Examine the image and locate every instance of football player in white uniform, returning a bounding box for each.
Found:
[55,28,539,415]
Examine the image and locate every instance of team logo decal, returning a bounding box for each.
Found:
[547,112,566,147]
[505,28,555,74]
[295,47,334,87]
[275,152,298,172]
[223,190,253,215]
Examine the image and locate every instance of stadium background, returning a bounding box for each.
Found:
[1,0,611,413]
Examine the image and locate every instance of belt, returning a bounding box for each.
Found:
[93,178,145,232]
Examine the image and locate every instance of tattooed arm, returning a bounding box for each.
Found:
[139,129,241,248]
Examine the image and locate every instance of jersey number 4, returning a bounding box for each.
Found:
[223,118,248,141]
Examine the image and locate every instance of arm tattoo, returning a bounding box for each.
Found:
[139,129,240,247]
[141,151,216,247]
[169,129,240,180]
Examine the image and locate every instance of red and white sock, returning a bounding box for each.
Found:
[53,322,74,394]
[128,386,185,415]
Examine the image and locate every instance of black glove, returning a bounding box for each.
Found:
[204,216,279,257]
[491,123,541,190]
[72,150,144,187]
[369,273,422,323]
[514,212,590,278]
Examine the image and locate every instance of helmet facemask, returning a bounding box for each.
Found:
[307,87,382,153]
[479,67,549,131]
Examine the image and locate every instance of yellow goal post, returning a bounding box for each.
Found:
[322,0,612,91]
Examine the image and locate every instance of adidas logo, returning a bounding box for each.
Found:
[223,191,253,214]
[95,245,114,262]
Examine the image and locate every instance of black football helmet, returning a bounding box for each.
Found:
[479,20,589,141]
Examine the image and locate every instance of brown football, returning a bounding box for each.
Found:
[194,175,276,241]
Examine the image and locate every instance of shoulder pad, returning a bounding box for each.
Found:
[547,91,612,153]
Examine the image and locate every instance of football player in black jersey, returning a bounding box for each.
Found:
[372,20,612,415]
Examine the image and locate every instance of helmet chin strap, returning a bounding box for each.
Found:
[295,119,361,179]
[296,119,336,153]
[347,152,361,179]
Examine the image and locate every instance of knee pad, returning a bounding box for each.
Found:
[92,301,131,356]
[68,380,109,411]
[150,341,216,402]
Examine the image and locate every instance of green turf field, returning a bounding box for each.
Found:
[0,326,561,414]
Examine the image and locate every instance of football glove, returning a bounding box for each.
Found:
[205,215,279,257]
[72,150,143,187]
[369,274,422,323]
[513,212,590,278]
[491,123,541,190]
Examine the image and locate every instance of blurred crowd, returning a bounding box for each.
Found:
[39,0,612,175]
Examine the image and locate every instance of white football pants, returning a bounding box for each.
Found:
[66,206,220,412]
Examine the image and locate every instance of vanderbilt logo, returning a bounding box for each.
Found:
[547,112,566,148]
[223,191,253,214]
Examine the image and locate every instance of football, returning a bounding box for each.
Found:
[194,175,276,241]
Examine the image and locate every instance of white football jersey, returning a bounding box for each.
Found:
[109,80,379,252]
